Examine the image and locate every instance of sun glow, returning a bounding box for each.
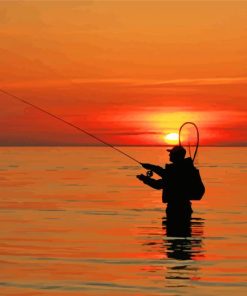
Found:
[164,133,179,145]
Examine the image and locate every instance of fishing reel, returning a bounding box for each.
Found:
[146,170,153,177]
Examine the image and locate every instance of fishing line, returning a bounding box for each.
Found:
[179,121,199,162]
[0,88,141,164]
[188,142,192,159]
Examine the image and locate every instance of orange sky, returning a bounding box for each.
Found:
[0,1,246,146]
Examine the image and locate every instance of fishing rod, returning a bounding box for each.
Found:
[0,88,141,164]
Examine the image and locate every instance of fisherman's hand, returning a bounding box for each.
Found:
[136,174,147,181]
[141,163,152,170]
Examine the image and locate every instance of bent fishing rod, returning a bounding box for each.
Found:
[0,88,141,164]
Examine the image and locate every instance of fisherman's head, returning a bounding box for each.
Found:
[167,145,186,163]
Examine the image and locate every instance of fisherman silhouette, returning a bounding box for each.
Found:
[137,145,205,217]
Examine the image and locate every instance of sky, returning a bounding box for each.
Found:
[0,0,246,146]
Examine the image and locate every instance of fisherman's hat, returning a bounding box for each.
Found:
[167,145,186,154]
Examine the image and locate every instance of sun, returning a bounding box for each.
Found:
[164,132,179,145]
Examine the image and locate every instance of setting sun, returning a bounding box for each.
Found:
[164,133,179,145]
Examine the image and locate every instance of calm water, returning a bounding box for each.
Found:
[0,147,246,296]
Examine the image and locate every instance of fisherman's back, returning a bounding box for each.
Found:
[162,157,194,214]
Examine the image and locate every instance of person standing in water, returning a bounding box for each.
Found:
[137,145,205,218]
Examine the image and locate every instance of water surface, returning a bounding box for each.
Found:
[0,147,246,295]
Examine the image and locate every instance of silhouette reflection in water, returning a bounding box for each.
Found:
[163,212,204,261]
[141,212,205,285]
[140,211,205,285]
[162,212,205,284]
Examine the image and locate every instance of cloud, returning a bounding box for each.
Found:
[132,77,247,87]
[72,77,247,87]
[2,76,247,90]
[99,131,162,136]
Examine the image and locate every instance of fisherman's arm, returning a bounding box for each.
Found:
[136,174,163,190]
[140,163,165,177]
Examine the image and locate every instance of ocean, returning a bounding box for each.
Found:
[0,147,246,296]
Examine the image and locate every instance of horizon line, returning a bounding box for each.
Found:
[0,144,246,148]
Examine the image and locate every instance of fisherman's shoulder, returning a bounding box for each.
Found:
[165,158,195,171]
[165,163,173,169]
[183,157,195,167]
